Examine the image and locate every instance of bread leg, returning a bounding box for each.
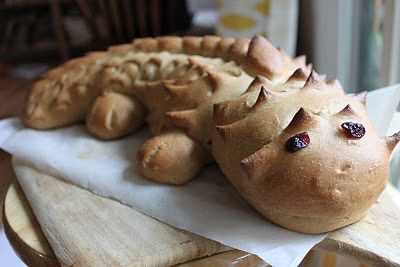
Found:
[136,130,211,185]
[86,93,145,140]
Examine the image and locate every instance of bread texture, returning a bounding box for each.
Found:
[22,35,400,233]
[23,35,307,184]
[212,70,399,233]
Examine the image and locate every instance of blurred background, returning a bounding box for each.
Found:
[0,0,399,92]
[0,0,400,266]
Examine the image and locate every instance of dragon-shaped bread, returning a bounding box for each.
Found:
[22,35,400,233]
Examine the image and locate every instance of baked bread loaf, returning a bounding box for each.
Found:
[212,70,400,233]
[22,35,400,233]
[23,35,308,185]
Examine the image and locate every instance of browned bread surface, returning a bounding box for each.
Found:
[212,70,398,233]
[22,35,307,185]
[21,35,400,233]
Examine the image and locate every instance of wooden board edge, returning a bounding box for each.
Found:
[2,182,60,267]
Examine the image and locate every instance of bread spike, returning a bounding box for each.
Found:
[213,102,228,123]
[252,86,273,109]
[187,57,199,68]
[240,156,256,179]
[165,109,197,128]
[284,108,317,132]
[336,104,357,116]
[383,131,400,152]
[240,145,272,180]
[286,68,309,82]
[205,69,224,92]
[319,74,327,82]
[214,125,229,140]
[245,75,271,93]
[354,91,367,105]
[293,55,307,67]
[214,122,239,140]
[163,83,186,98]
[326,79,340,86]
[247,35,284,75]
[303,70,324,89]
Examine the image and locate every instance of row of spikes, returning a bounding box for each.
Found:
[248,69,367,110]
[213,69,367,127]
[214,102,364,142]
[155,58,237,136]
[129,34,306,80]
[249,84,366,112]
[238,107,400,179]
[245,69,338,95]
[164,67,231,133]
[212,75,277,123]
[162,59,224,131]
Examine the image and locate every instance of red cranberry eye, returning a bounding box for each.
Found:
[341,122,365,139]
[285,132,310,153]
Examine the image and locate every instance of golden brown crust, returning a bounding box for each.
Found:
[86,93,145,140]
[212,71,397,233]
[136,130,211,185]
[23,34,308,188]
[21,35,398,234]
[23,35,306,142]
[156,36,183,52]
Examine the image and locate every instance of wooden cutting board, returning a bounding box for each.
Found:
[12,158,400,266]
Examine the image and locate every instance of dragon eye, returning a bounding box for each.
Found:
[341,122,365,139]
[285,132,310,153]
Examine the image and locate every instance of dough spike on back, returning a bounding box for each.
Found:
[247,35,285,76]
[204,69,224,92]
[187,57,200,68]
[251,86,273,109]
[240,145,273,180]
[286,68,309,82]
[214,124,235,140]
[353,91,367,105]
[213,102,229,123]
[326,79,341,87]
[383,131,400,152]
[165,109,197,131]
[292,55,307,68]
[162,83,186,98]
[304,70,324,89]
[284,108,317,132]
[336,104,358,116]
[244,75,271,93]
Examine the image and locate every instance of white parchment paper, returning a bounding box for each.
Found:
[1,84,400,266]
